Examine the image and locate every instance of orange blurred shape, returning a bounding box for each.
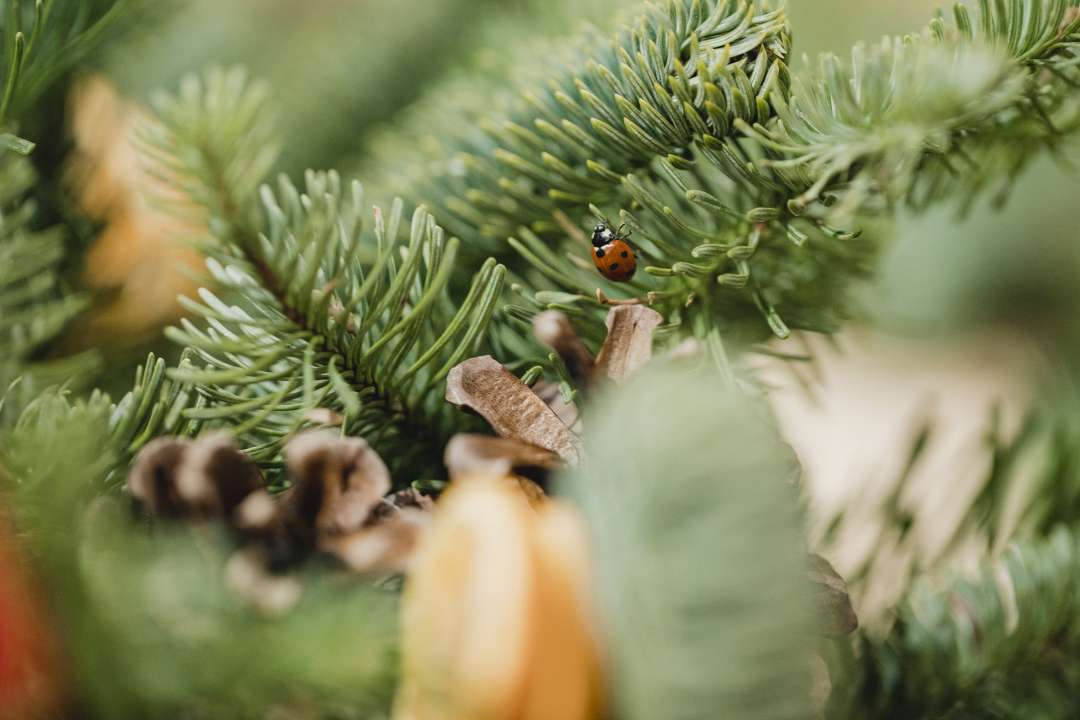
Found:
[66,75,203,346]
[0,520,64,720]
[395,477,606,720]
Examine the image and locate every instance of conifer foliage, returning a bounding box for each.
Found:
[2,0,1080,718]
[137,67,507,479]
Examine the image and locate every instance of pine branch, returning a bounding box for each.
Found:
[137,67,507,481]
[0,0,162,141]
[814,377,1080,614]
[363,0,1080,351]
[0,153,94,424]
[831,525,1080,719]
[371,0,790,249]
[0,0,167,424]
[741,0,1080,219]
[364,0,877,346]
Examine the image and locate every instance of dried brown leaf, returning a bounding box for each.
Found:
[807,554,858,636]
[369,488,436,524]
[233,489,279,533]
[127,437,188,518]
[533,310,595,385]
[594,305,663,383]
[325,511,429,573]
[127,434,264,520]
[177,432,265,516]
[281,430,392,540]
[444,434,562,482]
[446,356,580,464]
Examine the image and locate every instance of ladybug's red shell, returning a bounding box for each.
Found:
[591,238,636,282]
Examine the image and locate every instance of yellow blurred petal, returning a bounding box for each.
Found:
[396,478,606,720]
[397,478,535,720]
[68,75,140,220]
[519,502,606,720]
[63,74,206,348]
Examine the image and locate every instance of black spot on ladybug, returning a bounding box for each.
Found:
[596,248,605,258]
[621,251,629,258]
[610,262,619,270]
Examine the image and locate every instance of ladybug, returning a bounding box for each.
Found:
[590,222,636,282]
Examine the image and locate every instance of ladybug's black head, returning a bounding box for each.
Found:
[591,223,612,248]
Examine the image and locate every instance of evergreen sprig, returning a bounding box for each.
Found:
[832,525,1080,719]
[0,154,93,424]
[741,0,1080,219]
[365,0,875,347]
[0,0,159,149]
[363,0,1080,352]
[137,67,508,480]
[0,0,157,424]
[379,0,790,249]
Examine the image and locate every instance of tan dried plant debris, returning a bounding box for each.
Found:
[281,431,434,573]
[66,75,204,345]
[444,433,560,508]
[533,311,595,384]
[127,429,435,613]
[281,430,392,539]
[446,356,581,465]
[533,306,664,389]
[127,433,264,521]
[444,434,562,481]
[594,305,663,384]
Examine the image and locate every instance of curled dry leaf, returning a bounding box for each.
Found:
[446,356,580,464]
[594,305,663,384]
[233,490,279,534]
[807,554,858,637]
[533,310,595,385]
[387,488,435,512]
[281,430,392,540]
[532,306,663,391]
[444,434,561,482]
[177,433,266,518]
[127,433,264,521]
[445,434,559,509]
[324,511,429,574]
[371,488,437,522]
[231,488,312,573]
[127,437,187,518]
[129,430,431,613]
[275,430,432,574]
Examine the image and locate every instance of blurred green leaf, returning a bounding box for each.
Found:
[565,365,815,720]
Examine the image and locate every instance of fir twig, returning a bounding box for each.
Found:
[136,67,508,481]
